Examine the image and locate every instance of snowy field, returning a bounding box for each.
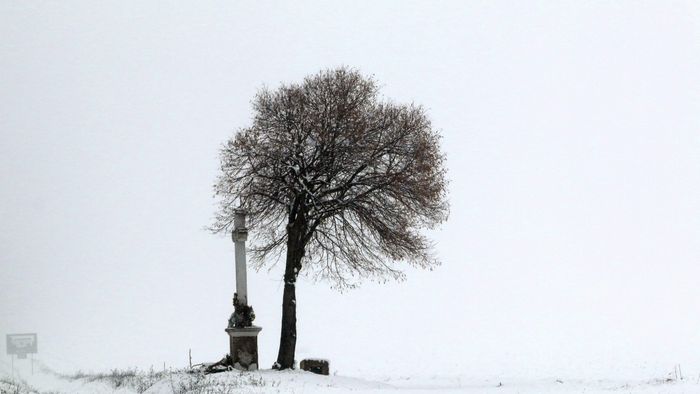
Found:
[2,360,698,394]
[2,2,700,394]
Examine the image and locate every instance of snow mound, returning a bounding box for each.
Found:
[2,360,699,393]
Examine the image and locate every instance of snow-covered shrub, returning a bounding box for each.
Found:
[0,376,39,394]
[65,367,166,393]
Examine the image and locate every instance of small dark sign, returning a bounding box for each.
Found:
[6,333,38,358]
[300,359,329,375]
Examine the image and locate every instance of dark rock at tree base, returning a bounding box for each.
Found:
[300,359,329,375]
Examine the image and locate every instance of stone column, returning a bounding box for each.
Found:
[225,209,262,371]
[233,209,248,306]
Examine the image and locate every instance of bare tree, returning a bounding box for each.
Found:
[212,67,449,370]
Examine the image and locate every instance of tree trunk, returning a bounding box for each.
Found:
[276,280,297,369]
[275,219,306,369]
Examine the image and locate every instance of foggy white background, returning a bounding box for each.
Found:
[2,1,699,380]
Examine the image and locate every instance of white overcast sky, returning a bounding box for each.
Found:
[1,1,699,379]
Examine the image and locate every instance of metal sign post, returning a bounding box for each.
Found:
[6,333,38,375]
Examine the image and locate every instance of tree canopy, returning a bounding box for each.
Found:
[213,67,449,288]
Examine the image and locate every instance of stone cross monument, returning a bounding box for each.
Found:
[225,209,262,371]
[233,210,249,306]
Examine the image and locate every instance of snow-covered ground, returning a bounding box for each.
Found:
[2,2,700,394]
[2,359,698,393]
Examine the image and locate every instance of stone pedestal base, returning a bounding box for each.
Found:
[225,326,262,371]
